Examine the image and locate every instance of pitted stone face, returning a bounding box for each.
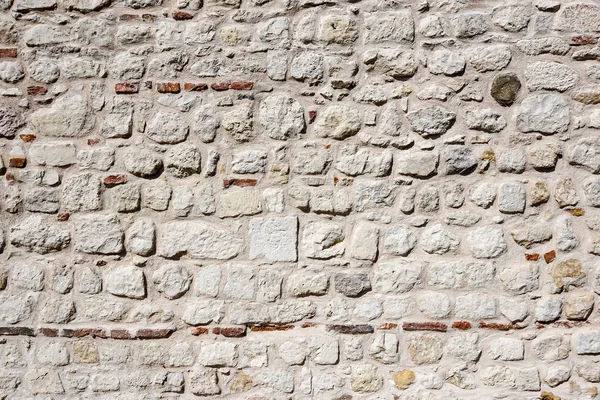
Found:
[0,0,598,398]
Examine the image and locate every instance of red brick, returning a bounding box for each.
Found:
[452,321,471,330]
[0,48,17,58]
[378,323,398,330]
[87,138,101,146]
[115,82,139,94]
[39,327,59,337]
[214,327,246,337]
[184,82,208,91]
[571,35,597,45]
[19,134,36,142]
[249,324,294,332]
[223,178,257,188]
[0,327,35,336]
[136,328,174,339]
[40,328,58,337]
[402,322,447,332]
[157,82,181,93]
[57,213,70,222]
[191,327,209,335]
[110,329,133,339]
[27,86,47,95]
[75,328,107,338]
[231,81,253,90]
[479,322,523,331]
[544,250,556,264]
[5,172,15,181]
[211,82,230,91]
[327,324,374,334]
[308,110,317,123]
[525,253,539,261]
[103,174,127,186]
[9,158,25,168]
[172,10,193,20]
[301,322,317,328]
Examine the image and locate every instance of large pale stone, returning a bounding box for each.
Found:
[30,95,94,137]
[249,216,298,262]
[373,259,424,294]
[516,93,570,134]
[74,214,124,255]
[259,94,305,140]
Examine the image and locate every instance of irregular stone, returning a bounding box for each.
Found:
[490,337,524,361]
[314,105,361,140]
[232,150,267,174]
[373,259,423,294]
[467,225,508,259]
[409,334,442,365]
[451,13,489,38]
[31,95,94,138]
[554,177,578,207]
[355,181,395,212]
[421,223,459,255]
[216,188,261,218]
[428,49,465,76]
[525,61,579,92]
[444,145,478,174]
[74,214,124,255]
[516,93,570,134]
[407,106,456,137]
[105,265,146,299]
[396,150,438,177]
[146,111,188,144]
[471,182,496,208]
[492,4,532,32]
[249,216,298,262]
[28,60,60,84]
[497,149,527,173]
[469,45,512,72]
[510,223,552,248]
[334,273,371,297]
[533,334,571,361]
[351,364,382,393]
[549,259,586,293]
[320,15,358,44]
[516,37,570,56]
[301,220,344,259]
[157,220,243,260]
[377,47,417,78]
[10,215,70,254]
[498,183,526,213]
[570,137,600,173]
[554,3,600,32]
[491,72,521,106]
[122,148,163,178]
[152,263,191,299]
[165,144,201,178]
[499,264,539,294]
[364,11,414,43]
[259,94,305,140]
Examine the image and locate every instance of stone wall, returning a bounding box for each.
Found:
[1,0,600,398]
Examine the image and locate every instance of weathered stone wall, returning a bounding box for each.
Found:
[1,0,600,398]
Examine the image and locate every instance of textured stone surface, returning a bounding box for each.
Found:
[0,2,596,399]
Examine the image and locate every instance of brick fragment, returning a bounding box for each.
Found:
[87,138,101,146]
[172,11,193,20]
[57,213,70,221]
[157,82,180,93]
[184,82,208,91]
[19,134,36,142]
[249,324,294,332]
[191,327,209,335]
[544,250,556,263]
[479,322,523,331]
[9,158,25,168]
[39,327,59,337]
[525,253,539,261]
[223,178,257,188]
[136,328,174,339]
[378,323,398,330]
[452,321,471,330]
[308,110,317,123]
[103,174,127,186]
[27,86,47,95]
[327,324,374,334]
[231,81,253,90]
[213,327,246,337]
[402,322,448,332]
[73,328,107,338]
[110,329,133,339]
[571,35,597,45]
[301,322,317,328]
[115,82,139,94]
[0,48,17,58]
[0,327,35,336]
[211,82,230,91]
